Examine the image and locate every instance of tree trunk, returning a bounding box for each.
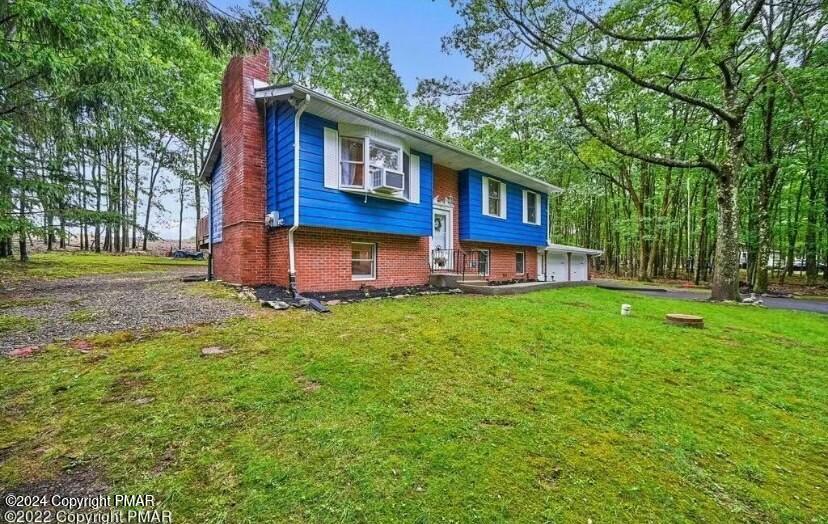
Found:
[804,173,818,285]
[781,176,806,283]
[177,175,185,250]
[18,169,28,262]
[710,124,744,301]
[132,144,140,249]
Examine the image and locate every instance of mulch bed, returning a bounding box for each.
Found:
[255,284,458,304]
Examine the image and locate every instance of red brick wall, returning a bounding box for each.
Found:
[213,49,273,285]
[433,164,460,250]
[460,242,538,282]
[294,227,429,292]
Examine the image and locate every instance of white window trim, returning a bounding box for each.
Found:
[351,242,377,281]
[516,251,525,274]
[369,138,404,172]
[522,190,541,225]
[339,135,367,190]
[335,132,418,202]
[482,176,507,219]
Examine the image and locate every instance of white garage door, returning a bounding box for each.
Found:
[546,253,569,282]
[570,254,588,281]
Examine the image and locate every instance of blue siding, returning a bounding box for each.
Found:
[210,154,224,243]
[269,106,545,243]
[296,111,432,236]
[458,169,548,246]
[266,102,295,225]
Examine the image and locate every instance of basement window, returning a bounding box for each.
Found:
[351,242,376,280]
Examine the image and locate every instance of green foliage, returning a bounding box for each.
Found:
[434,0,827,285]
[0,252,205,282]
[1,289,826,521]
[65,308,98,323]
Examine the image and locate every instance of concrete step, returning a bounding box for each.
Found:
[429,273,488,288]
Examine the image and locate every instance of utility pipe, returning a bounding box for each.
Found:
[288,94,309,294]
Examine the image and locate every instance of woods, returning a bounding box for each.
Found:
[2,0,826,297]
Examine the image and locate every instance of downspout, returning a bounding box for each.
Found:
[288,94,309,295]
[207,182,213,281]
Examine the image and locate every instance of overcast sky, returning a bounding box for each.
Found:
[157,0,477,240]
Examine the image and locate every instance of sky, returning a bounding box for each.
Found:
[157,0,478,240]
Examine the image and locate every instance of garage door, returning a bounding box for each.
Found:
[546,253,568,282]
[570,254,588,281]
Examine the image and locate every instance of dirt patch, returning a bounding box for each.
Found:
[0,267,253,352]
[103,373,150,403]
[296,375,321,393]
[559,301,592,308]
[0,466,109,511]
[479,418,516,428]
[151,445,177,476]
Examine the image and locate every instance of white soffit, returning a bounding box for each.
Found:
[543,243,603,256]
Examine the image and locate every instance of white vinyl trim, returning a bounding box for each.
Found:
[351,242,377,281]
[409,154,420,204]
[482,176,507,219]
[323,126,339,189]
[522,190,541,225]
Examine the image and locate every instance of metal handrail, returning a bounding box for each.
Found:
[430,248,484,281]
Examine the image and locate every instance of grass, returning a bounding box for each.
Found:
[0,314,38,333]
[184,280,241,301]
[1,288,826,523]
[65,308,98,323]
[0,297,51,309]
[0,252,205,282]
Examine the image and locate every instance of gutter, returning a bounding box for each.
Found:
[288,94,309,294]
[254,84,562,195]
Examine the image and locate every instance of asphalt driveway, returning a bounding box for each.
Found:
[596,282,828,314]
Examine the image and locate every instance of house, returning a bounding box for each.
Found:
[200,50,598,293]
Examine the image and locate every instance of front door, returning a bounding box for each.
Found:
[432,209,452,271]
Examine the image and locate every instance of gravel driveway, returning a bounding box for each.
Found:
[1,267,254,351]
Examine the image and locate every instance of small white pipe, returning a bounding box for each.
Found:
[288,95,309,290]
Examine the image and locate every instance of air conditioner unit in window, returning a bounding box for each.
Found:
[370,167,405,194]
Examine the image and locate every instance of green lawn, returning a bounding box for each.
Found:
[1,288,826,522]
[0,252,205,282]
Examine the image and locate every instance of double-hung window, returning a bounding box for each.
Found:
[523,190,541,225]
[351,242,376,280]
[516,251,525,274]
[482,177,507,219]
[340,137,365,188]
[325,125,420,202]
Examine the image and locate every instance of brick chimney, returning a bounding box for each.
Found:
[212,49,271,285]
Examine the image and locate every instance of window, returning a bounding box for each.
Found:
[516,251,525,274]
[327,128,420,202]
[482,177,506,219]
[523,190,541,225]
[370,141,402,171]
[351,242,376,280]
[340,137,365,188]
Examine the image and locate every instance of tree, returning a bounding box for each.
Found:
[446,0,820,300]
